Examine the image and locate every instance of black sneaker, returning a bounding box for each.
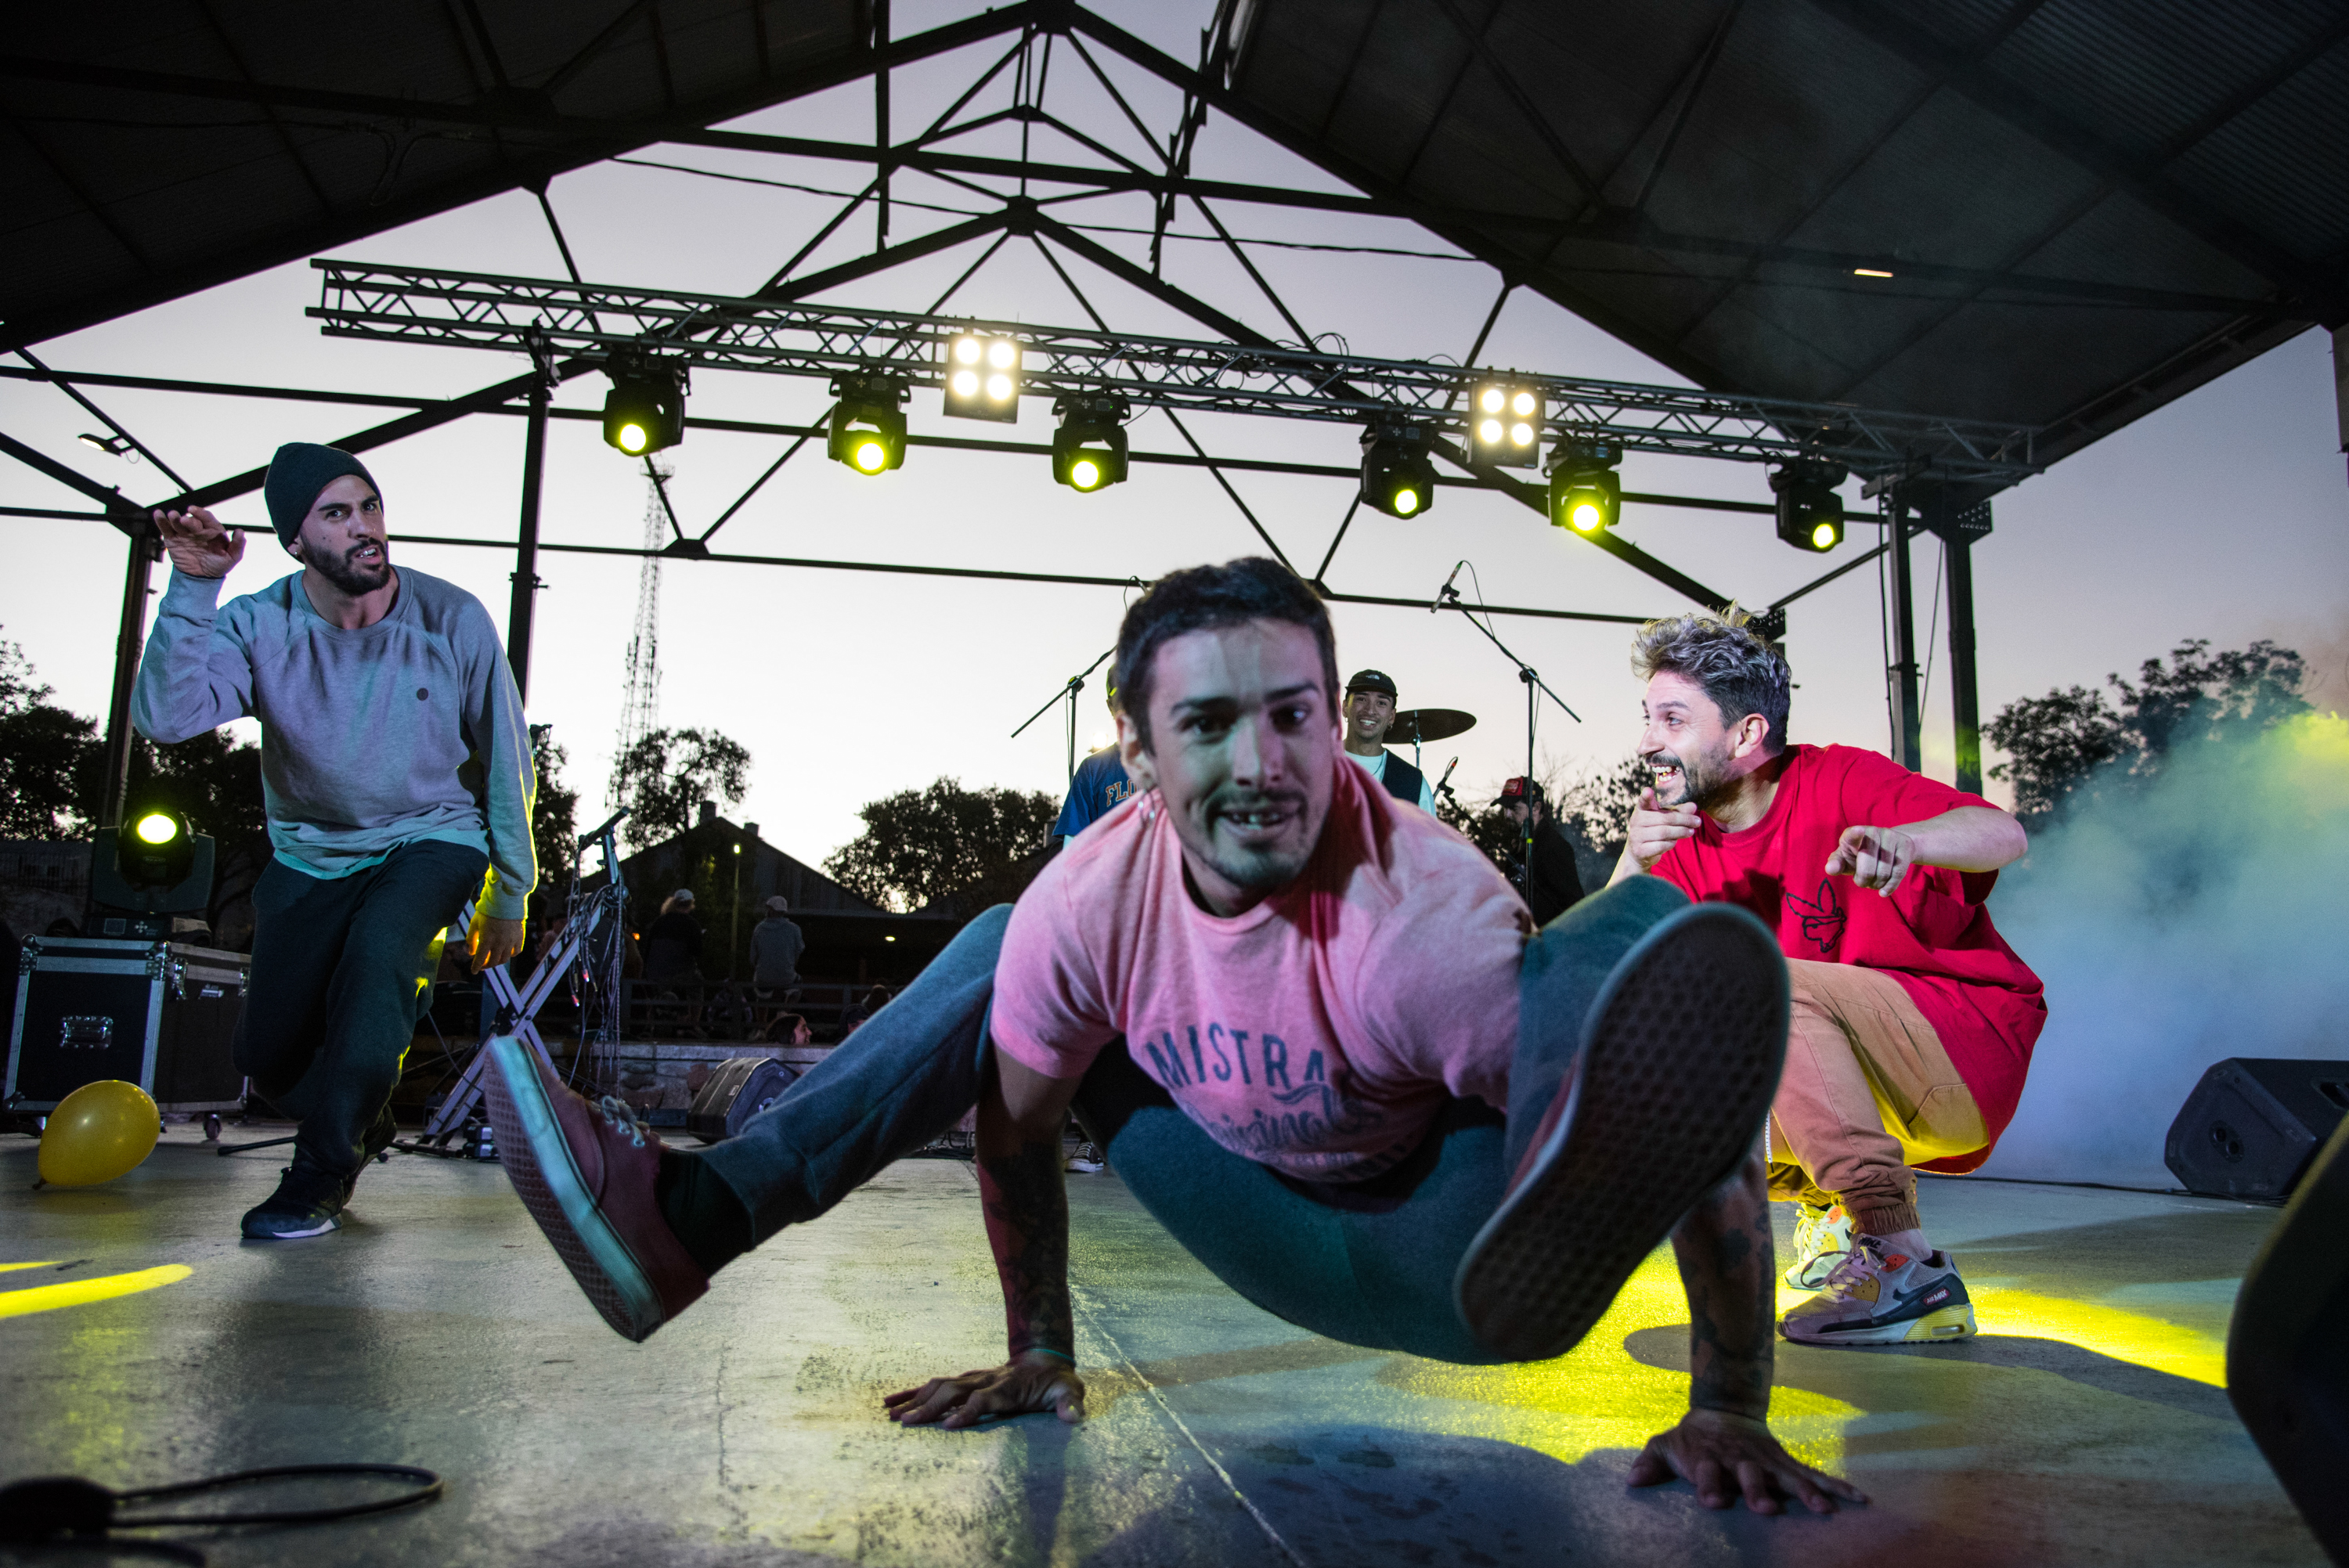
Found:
[242,1158,349,1240]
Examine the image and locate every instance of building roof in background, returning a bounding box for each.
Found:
[4,1,2343,483]
[1221,0,2348,474]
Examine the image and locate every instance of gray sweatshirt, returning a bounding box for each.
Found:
[133,567,536,921]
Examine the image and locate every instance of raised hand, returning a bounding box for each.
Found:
[1824,824,1918,895]
[1628,1408,1867,1515]
[152,505,247,579]
[882,1350,1086,1429]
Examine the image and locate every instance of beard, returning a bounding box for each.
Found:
[309,538,392,597]
[1186,783,1323,899]
[1647,740,1735,812]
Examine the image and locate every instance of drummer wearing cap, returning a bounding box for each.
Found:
[1342,669,1436,813]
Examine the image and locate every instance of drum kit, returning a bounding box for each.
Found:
[1387,707,1477,799]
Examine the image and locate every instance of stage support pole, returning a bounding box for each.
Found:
[100,518,157,829]
[1886,498,1921,771]
[507,366,550,703]
[1946,532,1981,795]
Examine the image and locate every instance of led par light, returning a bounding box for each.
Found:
[1468,379,1543,468]
[1052,393,1130,492]
[601,357,687,456]
[1770,461,1849,551]
[828,373,909,475]
[1360,424,1438,519]
[941,330,1022,422]
[1546,438,1622,535]
[122,805,194,889]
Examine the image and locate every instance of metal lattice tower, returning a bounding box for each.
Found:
[612,459,669,795]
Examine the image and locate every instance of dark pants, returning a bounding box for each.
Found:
[700,876,1690,1365]
[239,840,488,1176]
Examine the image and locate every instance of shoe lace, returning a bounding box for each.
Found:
[594,1095,649,1149]
[1818,1237,1890,1298]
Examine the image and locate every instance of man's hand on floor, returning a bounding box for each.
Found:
[882,1350,1086,1429]
[1628,1408,1867,1514]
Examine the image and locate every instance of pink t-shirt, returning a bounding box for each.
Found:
[991,752,1532,1181]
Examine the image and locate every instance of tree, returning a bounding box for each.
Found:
[0,630,92,839]
[1988,639,2308,827]
[528,727,580,925]
[825,777,1058,914]
[610,726,751,849]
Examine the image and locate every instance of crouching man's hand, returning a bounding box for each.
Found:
[882,1350,1086,1429]
[1629,1408,1867,1515]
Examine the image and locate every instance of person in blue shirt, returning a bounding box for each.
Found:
[1047,664,1136,851]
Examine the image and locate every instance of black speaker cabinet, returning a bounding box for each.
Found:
[686,1056,799,1144]
[2228,1114,2349,1563]
[5,935,247,1112]
[2165,1057,2349,1201]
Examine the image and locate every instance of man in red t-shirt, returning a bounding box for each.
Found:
[1612,613,2044,1349]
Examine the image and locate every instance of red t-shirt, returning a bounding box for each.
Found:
[1650,744,2044,1170]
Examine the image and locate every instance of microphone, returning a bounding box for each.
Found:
[1435,756,1460,802]
[1431,560,1463,613]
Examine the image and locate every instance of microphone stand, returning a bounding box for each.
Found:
[1011,645,1117,784]
[1435,582,1581,898]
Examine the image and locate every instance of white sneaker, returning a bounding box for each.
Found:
[1781,1235,1976,1347]
[1065,1141,1105,1174]
[1785,1202,1856,1290]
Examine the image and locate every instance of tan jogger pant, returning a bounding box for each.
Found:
[1766,959,1987,1236]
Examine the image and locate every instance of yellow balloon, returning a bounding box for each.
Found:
[39,1080,161,1187]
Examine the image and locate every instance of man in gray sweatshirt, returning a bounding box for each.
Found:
[135,442,535,1240]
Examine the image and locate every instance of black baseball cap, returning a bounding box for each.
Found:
[1345,669,1398,698]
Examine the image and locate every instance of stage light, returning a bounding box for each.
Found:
[1770,461,1849,552]
[828,373,909,475]
[118,804,194,890]
[78,432,132,457]
[1361,424,1438,518]
[1468,378,1542,468]
[942,330,1021,423]
[601,357,687,457]
[1052,392,1130,492]
[1546,438,1621,535]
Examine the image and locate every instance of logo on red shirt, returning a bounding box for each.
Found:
[1786,877,1846,955]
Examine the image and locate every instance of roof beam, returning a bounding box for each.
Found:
[1800,0,2349,321]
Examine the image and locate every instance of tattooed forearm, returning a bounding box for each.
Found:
[976,1131,1074,1361]
[1669,1150,1774,1419]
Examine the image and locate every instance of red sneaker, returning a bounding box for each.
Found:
[482,1035,708,1342]
[1456,904,1789,1361]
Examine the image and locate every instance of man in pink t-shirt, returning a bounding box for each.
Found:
[485,560,1869,1519]
[1611,612,2042,1350]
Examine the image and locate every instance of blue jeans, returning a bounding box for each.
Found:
[699,878,1690,1365]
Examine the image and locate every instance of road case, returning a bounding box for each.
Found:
[5,935,247,1112]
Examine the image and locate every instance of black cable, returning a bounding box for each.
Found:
[0,1464,442,1560]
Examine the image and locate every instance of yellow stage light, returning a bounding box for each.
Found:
[134,812,178,845]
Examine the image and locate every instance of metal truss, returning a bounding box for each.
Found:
[312,260,2041,485]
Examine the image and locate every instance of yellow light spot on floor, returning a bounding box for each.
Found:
[0,1261,63,1274]
[0,1265,192,1320]
[1771,1282,2228,1386]
[1385,1251,1864,1469]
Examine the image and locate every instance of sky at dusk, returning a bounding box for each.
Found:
[5,0,2344,879]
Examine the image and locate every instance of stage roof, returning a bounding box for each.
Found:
[5,1,2344,482]
[1221,0,2349,472]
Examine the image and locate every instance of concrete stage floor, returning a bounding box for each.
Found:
[0,1123,2322,1567]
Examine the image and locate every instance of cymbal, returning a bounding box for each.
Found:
[1387,708,1476,744]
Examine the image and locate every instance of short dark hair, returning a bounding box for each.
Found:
[1117,558,1338,750]
[1631,613,1792,753]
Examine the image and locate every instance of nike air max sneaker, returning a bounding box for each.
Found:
[1780,1235,1976,1347]
[1784,1202,1856,1290]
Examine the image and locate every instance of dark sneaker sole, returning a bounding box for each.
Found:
[1456,905,1789,1362]
[482,1036,667,1343]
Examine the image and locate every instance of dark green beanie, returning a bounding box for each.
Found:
[263,443,381,550]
